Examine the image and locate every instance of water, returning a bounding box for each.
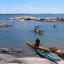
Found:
[0,14,64,57]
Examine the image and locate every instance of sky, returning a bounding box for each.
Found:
[0,0,64,14]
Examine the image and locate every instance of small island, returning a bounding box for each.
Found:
[6,16,64,22]
[0,23,12,27]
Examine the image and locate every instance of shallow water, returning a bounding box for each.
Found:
[0,14,64,57]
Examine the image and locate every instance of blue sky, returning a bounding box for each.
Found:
[0,0,64,14]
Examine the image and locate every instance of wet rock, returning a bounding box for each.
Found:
[0,48,11,54]
[15,49,22,53]
[0,23,12,27]
[60,18,64,21]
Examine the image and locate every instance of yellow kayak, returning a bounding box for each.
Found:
[38,31,43,34]
[34,30,43,34]
[26,42,51,52]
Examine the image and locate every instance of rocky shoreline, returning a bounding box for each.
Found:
[0,48,22,54]
[0,47,64,64]
[6,16,64,22]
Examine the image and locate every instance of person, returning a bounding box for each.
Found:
[34,28,39,32]
[34,38,40,47]
[34,28,37,31]
[53,24,56,28]
[38,29,41,32]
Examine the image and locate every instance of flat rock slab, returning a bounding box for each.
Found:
[8,57,55,64]
[57,60,64,64]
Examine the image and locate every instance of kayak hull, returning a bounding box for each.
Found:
[34,30,43,34]
[26,42,51,52]
[36,49,60,62]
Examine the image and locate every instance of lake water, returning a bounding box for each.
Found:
[0,14,64,57]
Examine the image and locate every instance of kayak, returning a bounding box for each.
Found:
[49,47,62,54]
[36,49,60,62]
[49,47,64,60]
[38,31,43,34]
[26,42,51,52]
[34,30,43,34]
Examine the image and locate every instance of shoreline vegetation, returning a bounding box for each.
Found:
[6,16,64,22]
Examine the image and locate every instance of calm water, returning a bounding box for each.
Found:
[0,14,64,57]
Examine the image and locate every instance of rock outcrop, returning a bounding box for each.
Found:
[0,23,12,27]
[0,48,11,54]
[6,16,64,22]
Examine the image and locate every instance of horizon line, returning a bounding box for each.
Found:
[0,13,64,14]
